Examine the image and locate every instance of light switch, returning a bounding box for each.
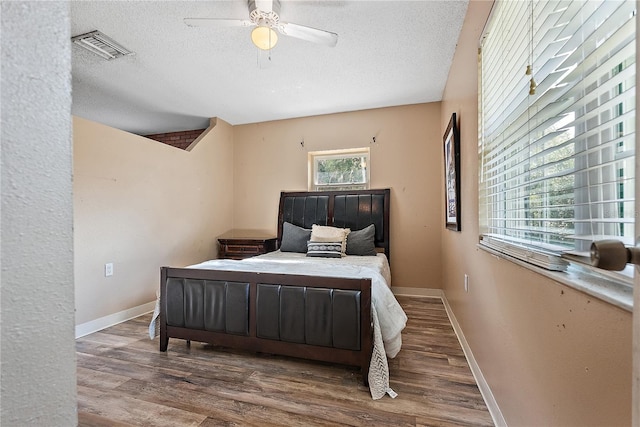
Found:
[105,263,113,277]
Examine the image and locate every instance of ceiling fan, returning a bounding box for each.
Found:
[184,0,338,50]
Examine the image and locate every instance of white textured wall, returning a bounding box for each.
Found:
[1,2,77,425]
[634,10,640,427]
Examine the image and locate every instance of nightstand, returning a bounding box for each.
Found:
[217,229,278,260]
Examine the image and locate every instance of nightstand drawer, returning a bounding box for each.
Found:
[222,244,263,256]
[217,230,277,260]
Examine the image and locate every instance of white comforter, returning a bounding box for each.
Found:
[152,251,407,399]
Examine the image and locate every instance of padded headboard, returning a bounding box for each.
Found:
[277,189,391,263]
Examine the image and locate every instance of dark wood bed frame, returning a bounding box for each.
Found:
[159,188,390,384]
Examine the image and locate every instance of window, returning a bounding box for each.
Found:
[479,0,636,274]
[308,148,370,191]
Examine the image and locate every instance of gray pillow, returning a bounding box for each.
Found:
[346,224,377,256]
[280,222,311,253]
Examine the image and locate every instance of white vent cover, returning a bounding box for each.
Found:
[71,30,133,60]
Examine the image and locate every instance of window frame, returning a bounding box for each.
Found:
[308,148,370,192]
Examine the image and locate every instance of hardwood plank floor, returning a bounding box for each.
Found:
[76,296,494,426]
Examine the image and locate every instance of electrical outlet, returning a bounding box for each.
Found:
[105,262,113,277]
[464,274,469,292]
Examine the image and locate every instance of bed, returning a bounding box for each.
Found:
[155,188,407,399]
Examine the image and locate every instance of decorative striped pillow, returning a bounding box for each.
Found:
[311,224,351,255]
[306,241,343,258]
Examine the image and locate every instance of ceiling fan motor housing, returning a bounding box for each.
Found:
[249,0,281,27]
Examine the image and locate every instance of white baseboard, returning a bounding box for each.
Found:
[391,286,444,298]
[440,293,507,427]
[75,301,156,339]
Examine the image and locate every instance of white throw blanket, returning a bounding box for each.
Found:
[149,252,407,399]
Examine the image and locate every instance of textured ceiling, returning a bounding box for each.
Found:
[71,0,469,135]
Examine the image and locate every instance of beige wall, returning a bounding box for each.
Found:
[73,117,234,325]
[232,104,443,287]
[440,1,632,425]
[72,103,442,323]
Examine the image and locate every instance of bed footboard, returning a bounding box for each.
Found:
[160,267,373,383]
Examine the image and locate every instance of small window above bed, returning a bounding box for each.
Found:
[308,148,370,191]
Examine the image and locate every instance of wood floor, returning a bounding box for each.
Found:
[76,296,494,426]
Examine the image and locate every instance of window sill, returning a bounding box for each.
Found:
[478,243,633,312]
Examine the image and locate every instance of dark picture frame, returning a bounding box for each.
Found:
[443,113,461,231]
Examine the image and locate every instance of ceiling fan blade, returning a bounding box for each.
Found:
[184,18,254,28]
[278,22,338,47]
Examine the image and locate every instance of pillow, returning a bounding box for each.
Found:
[306,241,343,258]
[346,224,377,256]
[310,224,351,254]
[280,222,311,253]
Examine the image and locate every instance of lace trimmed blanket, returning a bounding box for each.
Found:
[149,252,407,399]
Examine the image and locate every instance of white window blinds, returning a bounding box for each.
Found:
[479,0,636,270]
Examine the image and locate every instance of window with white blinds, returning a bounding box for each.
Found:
[479,0,636,272]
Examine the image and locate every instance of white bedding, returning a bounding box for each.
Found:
[253,251,393,289]
[150,251,407,399]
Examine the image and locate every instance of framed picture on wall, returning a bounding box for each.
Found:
[443,112,461,231]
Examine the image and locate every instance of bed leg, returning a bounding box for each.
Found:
[186,340,191,347]
[160,335,169,352]
[362,365,370,387]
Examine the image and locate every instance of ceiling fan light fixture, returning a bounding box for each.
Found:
[251,25,278,50]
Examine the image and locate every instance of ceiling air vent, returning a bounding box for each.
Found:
[71,30,133,60]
